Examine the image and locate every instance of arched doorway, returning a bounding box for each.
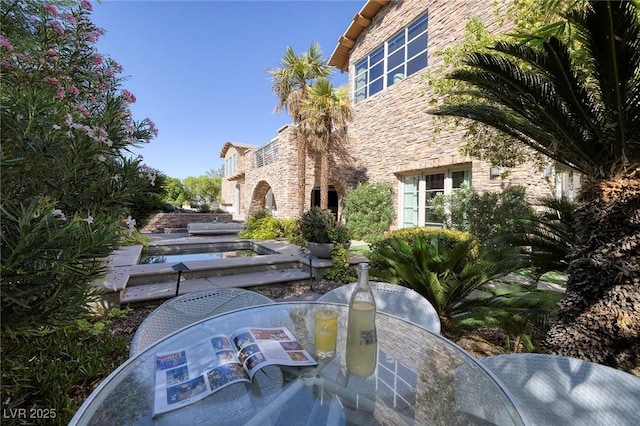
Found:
[250,181,278,216]
[311,185,339,217]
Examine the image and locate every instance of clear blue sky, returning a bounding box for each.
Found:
[90,0,362,179]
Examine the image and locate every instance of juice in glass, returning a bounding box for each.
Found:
[315,309,338,358]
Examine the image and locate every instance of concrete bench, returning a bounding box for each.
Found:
[187,222,245,236]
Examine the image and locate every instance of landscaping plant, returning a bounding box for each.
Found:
[298,206,349,244]
[431,185,535,245]
[369,234,541,333]
[431,0,640,371]
[496,195,576,281]
[343,182,394,243]
[1,0,158,420]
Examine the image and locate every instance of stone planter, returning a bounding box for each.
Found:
[306,242,334,259]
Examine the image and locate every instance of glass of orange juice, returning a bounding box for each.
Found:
[315,309,338,359]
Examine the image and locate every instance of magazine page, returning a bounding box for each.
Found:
[230,327,317,379]
[153,334,250,416]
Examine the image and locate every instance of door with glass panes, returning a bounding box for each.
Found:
[401,169,471,228]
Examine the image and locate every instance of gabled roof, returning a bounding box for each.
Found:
[220,141,258,158]
[328,0,391,72]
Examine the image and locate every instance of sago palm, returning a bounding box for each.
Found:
[431,1,639,372]
[369,236,535,332]
[300,78,353,210]
[269,43,330,215]
[496,195,576,281]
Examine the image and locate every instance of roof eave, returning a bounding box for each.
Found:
[328,0,391,72]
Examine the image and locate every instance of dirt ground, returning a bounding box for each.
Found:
[109,280,508,359]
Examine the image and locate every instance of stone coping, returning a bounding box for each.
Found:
[187,222,245,236]
[93,236,307,294]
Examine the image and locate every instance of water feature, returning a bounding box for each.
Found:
[139,241,271,264]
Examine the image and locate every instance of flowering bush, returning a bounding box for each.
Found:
[0,0,159,336]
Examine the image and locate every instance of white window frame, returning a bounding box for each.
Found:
[354,13,429,103]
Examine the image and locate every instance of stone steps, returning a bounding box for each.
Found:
[121,268,311,304]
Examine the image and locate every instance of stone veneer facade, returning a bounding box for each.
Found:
[221,0,562,227]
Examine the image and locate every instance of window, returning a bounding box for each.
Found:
[354,13,428,103]
[401,168,471,228]
[224,154,236,176]
[554,170,582,202]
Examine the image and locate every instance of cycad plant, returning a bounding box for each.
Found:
[430,0,639,371]
[495,195,576,282]
[368,235,540,333]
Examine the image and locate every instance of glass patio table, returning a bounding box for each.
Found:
[70,301,528,425]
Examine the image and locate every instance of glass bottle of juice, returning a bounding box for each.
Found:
[346,263,377,376]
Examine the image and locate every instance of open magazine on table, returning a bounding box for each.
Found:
[153,326,317,416]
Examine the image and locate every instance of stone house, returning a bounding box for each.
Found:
[220,0,580,225]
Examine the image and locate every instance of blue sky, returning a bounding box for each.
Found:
[90,0,361,179]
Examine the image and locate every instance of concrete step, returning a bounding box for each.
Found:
[121,268,311,304]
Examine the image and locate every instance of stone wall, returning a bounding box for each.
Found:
[141,213,234,233]
[219,0,559,227]
[344,0,554,228]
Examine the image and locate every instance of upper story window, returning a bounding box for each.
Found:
[354,13,428,103]
[224,154,236,176]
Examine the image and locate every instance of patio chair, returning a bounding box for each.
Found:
[316,281,441,334]
[130,288,274,357]
[480,353,640,426]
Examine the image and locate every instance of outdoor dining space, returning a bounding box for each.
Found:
[70,286,640,426]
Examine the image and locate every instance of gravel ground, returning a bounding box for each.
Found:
[109,280,507,358]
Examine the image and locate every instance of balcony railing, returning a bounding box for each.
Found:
[255,138,279,168]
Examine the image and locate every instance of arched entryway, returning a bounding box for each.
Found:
[250,180,278,216]
[311,185,339,218]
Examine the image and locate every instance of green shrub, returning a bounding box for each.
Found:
[299,207,337,243]
[431,186,535,244]
[239,211,302,242]
[280,218,304,243]
[323,244,354,284]
[343,182,394,243]
[0,310,132,425]
[1,0,158,336]
[377,227,473,251]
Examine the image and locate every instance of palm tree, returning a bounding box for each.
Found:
[269,43,330,216]
[430,1,639,372]
[300,79,353,210]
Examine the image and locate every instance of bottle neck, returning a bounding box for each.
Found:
[352,266,375,306]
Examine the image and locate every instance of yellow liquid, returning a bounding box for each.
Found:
[315,309,338,358]
[346,301,377,376]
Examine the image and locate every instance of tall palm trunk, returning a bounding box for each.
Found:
[319,138,330,210]
[295,127,307,216]
[545,171,640,373]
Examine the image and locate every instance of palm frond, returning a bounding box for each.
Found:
[431,0,640,178]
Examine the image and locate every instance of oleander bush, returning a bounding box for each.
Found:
[1,0,160,421]
[1,0,158,336]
